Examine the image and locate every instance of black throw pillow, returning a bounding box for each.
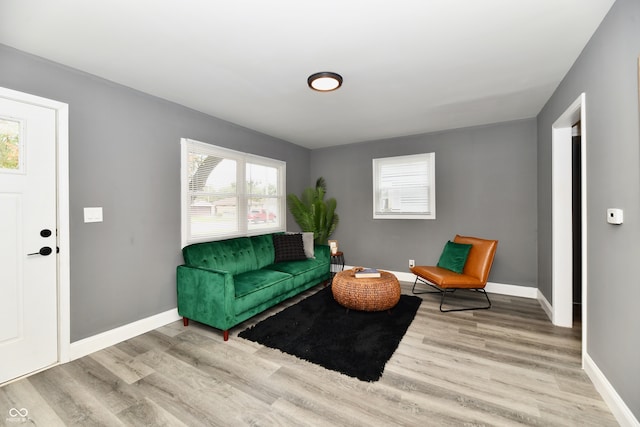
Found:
[273,233,307,263]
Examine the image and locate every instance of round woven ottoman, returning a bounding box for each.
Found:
[332,269,401,311]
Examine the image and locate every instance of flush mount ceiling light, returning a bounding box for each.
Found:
[307,71,343,92]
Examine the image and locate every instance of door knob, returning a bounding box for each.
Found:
[27,247,53,256]
[40,229,52,237]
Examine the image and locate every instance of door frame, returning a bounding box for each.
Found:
[0,86,70,367]
[551,92,587,363]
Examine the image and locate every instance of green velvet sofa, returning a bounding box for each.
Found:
[177,233,330,341]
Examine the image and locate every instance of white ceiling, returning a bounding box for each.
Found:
[0,0,616,149]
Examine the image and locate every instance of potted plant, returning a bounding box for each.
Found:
[287,177,339,245]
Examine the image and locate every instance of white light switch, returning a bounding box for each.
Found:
[84,207,103,223]
[606,208,623,225]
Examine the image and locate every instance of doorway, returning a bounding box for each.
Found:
[0,87,70,383]
[572,122,582,323]
[551,93,587,363]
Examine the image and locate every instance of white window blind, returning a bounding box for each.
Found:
[181,138,286,246]
[373,153,435,219]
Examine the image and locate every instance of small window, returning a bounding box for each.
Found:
[181,138,286,245]
[373,153,435,219]
[0,118,22,171]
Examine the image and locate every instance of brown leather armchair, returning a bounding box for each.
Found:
[410,235,498,312]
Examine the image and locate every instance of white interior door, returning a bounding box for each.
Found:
[0,97,58,383]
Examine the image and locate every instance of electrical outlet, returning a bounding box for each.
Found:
[409,259,415,268]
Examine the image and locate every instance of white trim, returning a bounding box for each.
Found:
[0,87,71,365]
[485,281,537,298]
[180,138,189,248]
[551,124,573,327]
[537,289,553,321]
[580,100,588,365]
[57,104,70,363]
[69,308,181,360]
[551,93,588,359]
[584,354,640,427]
[392,270,424,283]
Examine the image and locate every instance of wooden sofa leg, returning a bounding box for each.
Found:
[183,317,189,327]
[223,330,229,341]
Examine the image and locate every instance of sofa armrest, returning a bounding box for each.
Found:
[176,265,236,329]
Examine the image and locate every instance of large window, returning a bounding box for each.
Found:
[373,152,435,219]
[181,138,286,245]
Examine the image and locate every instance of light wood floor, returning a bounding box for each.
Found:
[0,283,618,426]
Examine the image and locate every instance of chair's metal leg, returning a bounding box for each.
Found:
[440,288,492,312]
[439,288,447,310]
[413,275,492,312]
[481,288,492,309]
[411,276,419,293]
[412,276,441,295]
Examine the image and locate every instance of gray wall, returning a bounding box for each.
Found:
[537,0,640,418]
[310,119,538,287]
[0,44,311,342]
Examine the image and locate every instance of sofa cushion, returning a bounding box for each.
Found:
[250,234,275,269]
[265,257,329,288]
[273,233,307,262]
[182,237,257,276]
[234,268,292,298]
[234,269,294,314]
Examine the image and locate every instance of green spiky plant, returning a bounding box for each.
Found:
[287,177,339,245]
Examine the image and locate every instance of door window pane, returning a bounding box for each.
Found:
[0,118,21,171]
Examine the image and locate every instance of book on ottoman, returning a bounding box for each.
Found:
[355,268,381,278]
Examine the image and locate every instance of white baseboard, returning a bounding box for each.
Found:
[584,353,640,427]
[537,289,553,322]
[69,308,181,361]
[393,270,424,284]
[485,281,537,298]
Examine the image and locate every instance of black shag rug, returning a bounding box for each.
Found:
[238,286,422,381]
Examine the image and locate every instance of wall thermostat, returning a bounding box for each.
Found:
[606,208,623,225]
